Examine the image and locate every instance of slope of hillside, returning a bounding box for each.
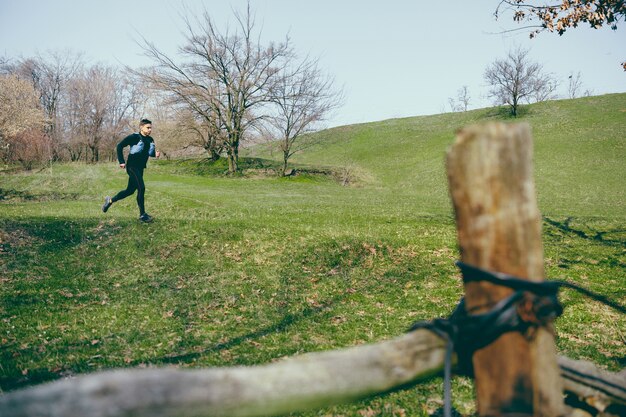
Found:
[273,93,626,217]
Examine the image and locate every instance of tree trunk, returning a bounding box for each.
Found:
[88,145,99,163]
[233,142,239,170]
[225,128,240,174]
[282,150,289,177]
[227,147,238,174]
[446,122,564,416]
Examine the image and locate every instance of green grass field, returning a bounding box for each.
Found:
[1,94,624,416]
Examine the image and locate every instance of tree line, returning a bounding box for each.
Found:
[0,52,139,169]
[1,1,621,171]
[0,6,342,174]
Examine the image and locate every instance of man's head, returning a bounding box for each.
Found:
[139,119,152,136]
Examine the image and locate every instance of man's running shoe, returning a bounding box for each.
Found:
[102,196,112,213]
[139,213,154,223]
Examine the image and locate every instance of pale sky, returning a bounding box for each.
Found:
[1,0,625,127]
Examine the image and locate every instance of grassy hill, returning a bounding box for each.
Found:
[260,93,625,217]
[0,94,624,416]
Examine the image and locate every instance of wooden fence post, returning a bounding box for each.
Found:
[446,123,565,416]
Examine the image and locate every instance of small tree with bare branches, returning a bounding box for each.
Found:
[567,71,584,98]
[266,58,342,176]
[484,47,557,116]
[66,65,138,162]
[448,85,471,112]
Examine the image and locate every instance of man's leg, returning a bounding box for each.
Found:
[131,168,153,223]
[129,167,146,216]
[109,168,139,206]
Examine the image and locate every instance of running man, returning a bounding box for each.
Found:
[102,119,160,222]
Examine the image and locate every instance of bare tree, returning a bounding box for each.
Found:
[567,71,584,99]
[14,51,83,161]
[158,107,227,160]
[2,53,141,163]
[6,129,52,170]
[447,97,461,112]
[457,85,471,111]
[266,58,342,176]
[484,47,557,116]
[447,86,471,112]
[137,3,292,174]
[66,65,138,162]
[178,110,227,161]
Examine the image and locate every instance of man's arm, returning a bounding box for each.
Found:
[116,135,133,168]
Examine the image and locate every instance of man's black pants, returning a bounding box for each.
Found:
[111,166,146,215]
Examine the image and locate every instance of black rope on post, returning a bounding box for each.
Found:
[456,261,626,314]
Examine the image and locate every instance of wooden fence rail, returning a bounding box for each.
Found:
[0,329,446,417]
[0,332,623,417]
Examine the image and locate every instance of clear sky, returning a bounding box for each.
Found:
[1,0,624,127]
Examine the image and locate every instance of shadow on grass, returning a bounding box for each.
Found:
[145,236,430,367]
[543,216,626,249]
[0,296,343,392]
[0,368,62,393]
[0,216,130,283]
[0,231,374,390]
[146,299,342,367]
[0,216,126,391]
